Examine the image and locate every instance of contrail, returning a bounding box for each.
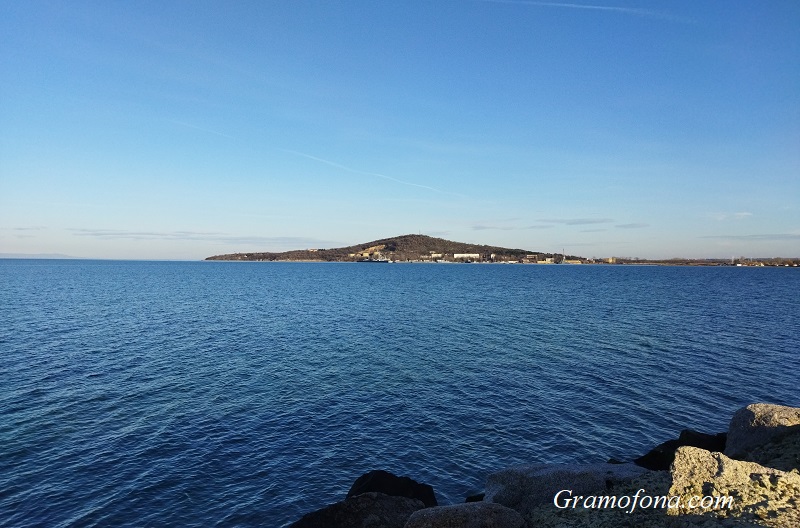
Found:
[473,0,686,21]
[283,149,465,197]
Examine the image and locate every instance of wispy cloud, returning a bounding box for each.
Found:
[472,224,517,231]
[539,218,614,225]
[69,229,330,248]
[615,223,649,229]
[700,233,800,241]
[5,226,48,238]
[284,149,464,197]
[708,212,754,221]
[472,223,556,231]
[70,229,225,240]
[472,0,690,22]
[581,228,607,233]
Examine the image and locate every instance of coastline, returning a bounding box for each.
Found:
[204,259,800,267]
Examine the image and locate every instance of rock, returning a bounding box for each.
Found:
[634,439,683,471]
[484,462,648,517]
[464,492,484,503]
[289,492,424,528]
[669,446,800,527]
[745,426,800,472]
[348,470,438,508]
[725,403,800,459]
[678,429,727,452]
[404,502,525,528]
[634,429,727,470]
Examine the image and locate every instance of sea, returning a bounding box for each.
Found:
[1,260,798,527]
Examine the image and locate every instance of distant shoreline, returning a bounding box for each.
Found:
[202,259,799,267]
[204,233,800,266]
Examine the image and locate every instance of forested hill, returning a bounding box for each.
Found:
[205,234,558,262]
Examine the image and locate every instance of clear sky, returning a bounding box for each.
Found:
[1,1,798,260]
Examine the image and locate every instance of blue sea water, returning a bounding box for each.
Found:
[1,260,798,527]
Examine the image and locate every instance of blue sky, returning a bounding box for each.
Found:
[1,0,798,259]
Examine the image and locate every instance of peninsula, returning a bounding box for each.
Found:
[205,234,574,263]
[206,234,800,266]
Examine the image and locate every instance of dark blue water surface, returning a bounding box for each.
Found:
[1,260,798,527]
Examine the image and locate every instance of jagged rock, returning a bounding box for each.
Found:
[634,439,683,471]
[634,429,727,470]
[464,492,484,503]
[669,446,800,527]
[678,429,727,452]
[289,492,424,528]
[725,403,800,459]
[348,470,438,508]
[745,427,800,472]
[404,502,525,528]
[484,462,648,517]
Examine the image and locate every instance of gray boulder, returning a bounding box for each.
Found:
[725,403,800,458]
[634,429,727,470]
[669,446,800,527]
[289,492,425,528]
[348,470,437,507]
[484,462,648,517]
[404,502,525,528]
[745,426,800,472]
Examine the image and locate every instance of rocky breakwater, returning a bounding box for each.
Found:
[288,403,800,527]
[667,403,800,527]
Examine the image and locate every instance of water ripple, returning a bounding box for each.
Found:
[0,261,797,527]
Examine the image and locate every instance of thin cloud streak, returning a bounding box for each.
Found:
[539,218,614,225]
[700,234,800,241]
[472,225,517,231]
[472,224,556,231]
[283,150,465,197]
[473,0,689,22]
[70,229,225,240]
[708,212,754,221]
[69,229,330,248]
[615,223,649,229]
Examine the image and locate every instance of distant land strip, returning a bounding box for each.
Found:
[206,234,544,263]
[205,234,799,266]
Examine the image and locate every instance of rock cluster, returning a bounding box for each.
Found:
[405,502,525,528]
[666,403,800,527]
[347,470,438,508]
[289,403,800,527]
[484,462,648,517]
[633,429,727,470]
[669,446,800,525]
[289,492,424,528]
[725,403,800,459]
[289,470,521,528]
